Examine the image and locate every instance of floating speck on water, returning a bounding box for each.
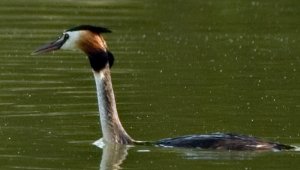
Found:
[137,150,151,153]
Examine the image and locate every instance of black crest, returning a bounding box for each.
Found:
[66,25,112,33]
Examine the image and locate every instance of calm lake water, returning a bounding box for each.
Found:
[0,0,299,169]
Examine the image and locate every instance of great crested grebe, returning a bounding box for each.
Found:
[32,25,294,151]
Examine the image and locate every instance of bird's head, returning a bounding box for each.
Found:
[32,25,114,71]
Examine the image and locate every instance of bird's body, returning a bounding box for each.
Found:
[155,133,294,151]
[32,25,294,151]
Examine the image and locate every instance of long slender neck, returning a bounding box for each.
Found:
[93,64,133,144]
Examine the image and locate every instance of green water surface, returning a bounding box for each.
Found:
[0,0,299,169]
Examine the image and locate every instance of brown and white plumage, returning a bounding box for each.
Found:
[33,25,133,144]
[32,25,294,151]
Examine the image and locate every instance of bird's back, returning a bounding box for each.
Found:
[155,133,294,151]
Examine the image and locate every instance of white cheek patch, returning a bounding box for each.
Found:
[61,31,82,50]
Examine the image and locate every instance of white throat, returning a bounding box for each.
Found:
[92,67,133,144]
[93,71,113,141]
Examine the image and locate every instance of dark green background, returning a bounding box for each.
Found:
[0,0,299,169]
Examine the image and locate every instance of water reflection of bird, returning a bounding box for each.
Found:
[32,25,294,151]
